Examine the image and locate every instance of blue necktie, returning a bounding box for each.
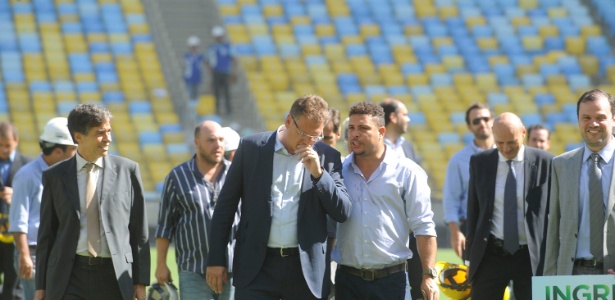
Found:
[589,153,604,259]
[504,160,519,254]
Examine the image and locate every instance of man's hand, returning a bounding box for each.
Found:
[18,254,34,279]
[34,290,45,300]
[1,187,13,205]
[421,277,440,300]
[296,145,322,178]
[133,284,146,300]
[206,266,229,294]
[608,269,615,275]
[155,262,171,285]
[450,230,466,258]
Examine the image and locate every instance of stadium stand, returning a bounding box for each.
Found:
[213,0,615,199]
[0,0,190,193]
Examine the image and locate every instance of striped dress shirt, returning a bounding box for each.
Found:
[155,156,237,274]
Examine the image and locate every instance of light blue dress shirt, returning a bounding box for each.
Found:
[8,155,47,245]
[577,140,615,260]
[442,142,494,224]
[333,146,437,269]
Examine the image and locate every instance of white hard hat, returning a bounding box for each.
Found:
[187,35,200,47]
[222,127,240,151]
[40,117,77,146]
[212,26,225,37]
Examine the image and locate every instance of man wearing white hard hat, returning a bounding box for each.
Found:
[221,127,239,161]
[206,25,236,116]
[9,117,77,300]
[184,35,205,104]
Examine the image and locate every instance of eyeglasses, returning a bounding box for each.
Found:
[471,117,491,125]
[291,116,323,142]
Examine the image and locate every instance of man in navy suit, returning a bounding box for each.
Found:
[206,94,352,299]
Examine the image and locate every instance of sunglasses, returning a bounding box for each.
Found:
[471,117,491,125]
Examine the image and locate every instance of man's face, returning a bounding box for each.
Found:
[467,108,493,140]
[74,120,111,161]
[578,96,615,152]
[394,102,410,134]
[347,114,384,157]
[322,121,341,148]
[528,128,551,150]
[493,124,525,160]
[284,114,324,153]
[0,134,18,161]
[195,127,225,165]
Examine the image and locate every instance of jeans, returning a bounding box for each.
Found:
[179,270,234,300]
[13,247,33,300]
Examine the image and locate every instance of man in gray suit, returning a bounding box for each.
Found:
[545,89,615,275]
[206,94,351,299]
[35,104,150,300]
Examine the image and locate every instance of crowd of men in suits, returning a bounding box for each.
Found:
[0,88,614,300]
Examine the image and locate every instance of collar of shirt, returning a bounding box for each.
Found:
[470,140,496,153]
[582,138,615,163]
[274,125,294,156]
[346,144,397,177]
[76,153,103,171]
[188,154,230,182]
[384,136,405,149]
[497,145,525,163]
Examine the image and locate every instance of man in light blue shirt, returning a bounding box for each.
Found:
[333,102,438,300]
[9,117,77,300]
[442,103,494,258]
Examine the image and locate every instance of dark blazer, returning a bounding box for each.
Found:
[36,155,150,300]
[207,131,352,298]
[401,139,417,163]
[466,147,553,280]
[0,151,32,241]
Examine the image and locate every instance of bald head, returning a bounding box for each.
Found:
[493,112,527,160]
[194,120,225,165]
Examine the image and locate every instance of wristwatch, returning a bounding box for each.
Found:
[422,268,437,279]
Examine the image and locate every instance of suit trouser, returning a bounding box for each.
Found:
[0,242,19,300]
[234,252,317,300]
[63,256,123,300]
[335,268,409,300]
[471,243,532,300]
[406,235,422,300]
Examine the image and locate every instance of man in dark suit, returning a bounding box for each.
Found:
[35,104,150,300]
[206,94,352,299]
[0,122,31,300]
[466,112,553,299]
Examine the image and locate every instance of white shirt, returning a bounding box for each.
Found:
[75,154,111,257]
[267,126,304,247]
[491,146,527,245]
[333,146,437,269]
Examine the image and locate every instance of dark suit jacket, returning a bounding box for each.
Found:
[401,139,417,163]
[36,155,150,300]
[0,151,32,242]
[207,131,352,298]
[466,147,553,280]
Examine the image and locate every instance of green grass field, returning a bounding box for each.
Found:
[149,247,463,299]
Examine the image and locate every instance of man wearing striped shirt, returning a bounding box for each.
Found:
[155,120,235,300]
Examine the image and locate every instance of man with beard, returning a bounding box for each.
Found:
[155,120,236,300]
[442,103,495,259]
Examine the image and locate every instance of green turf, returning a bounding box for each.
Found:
[149,247,464,299]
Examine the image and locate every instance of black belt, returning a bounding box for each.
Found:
[75,255,113,266]
[266,247,299,257]
[338,263,407,281]
[574,259,603,269]
[487,234,528,256]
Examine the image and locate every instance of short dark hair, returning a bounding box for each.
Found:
[527,124,550,141]
[328,108,341,134]
[39,142,68,156]
[349,101,385,127]
[379,98,401,126]
[576,89,615,117]
[465,103,491,125]
[0,122,18,140]
[289,94,330,124]
[67,104,113,143]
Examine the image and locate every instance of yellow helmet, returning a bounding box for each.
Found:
[435,261,471,300]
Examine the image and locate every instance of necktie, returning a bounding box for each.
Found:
[85,163,101,257]
[589,153,604,260]
[504,160,519,254]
